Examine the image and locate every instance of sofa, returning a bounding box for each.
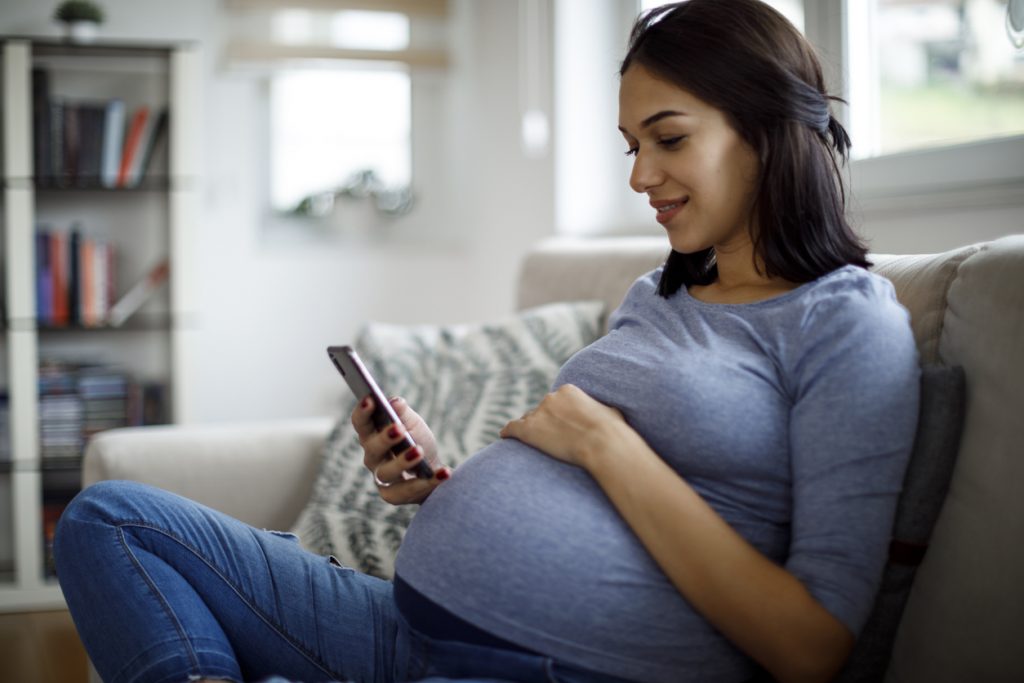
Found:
[83,235,1024,683]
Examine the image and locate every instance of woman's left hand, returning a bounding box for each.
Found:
[499,384,631,469]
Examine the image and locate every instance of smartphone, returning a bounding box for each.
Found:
[326,345,434,480]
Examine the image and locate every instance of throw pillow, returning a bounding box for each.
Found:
[835,364,967,683]
[291,300,606,578]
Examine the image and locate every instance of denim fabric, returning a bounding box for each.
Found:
[54,481,633,683]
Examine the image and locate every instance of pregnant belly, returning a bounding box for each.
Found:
[394,438,688,644]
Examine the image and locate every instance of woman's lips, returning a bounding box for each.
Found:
[653,198,688,225]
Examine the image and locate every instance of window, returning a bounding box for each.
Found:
[224,2,449,221]
[847,0,1024,159]
[813,0,1024,210]
[266,8,412,214]
[269,67,411,214]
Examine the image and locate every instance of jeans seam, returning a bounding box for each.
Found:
[115,527,202,683]
[118,520,344,682]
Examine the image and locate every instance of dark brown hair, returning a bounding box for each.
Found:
[620,0,869,297]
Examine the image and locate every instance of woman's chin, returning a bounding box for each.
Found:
[665,231,710,255]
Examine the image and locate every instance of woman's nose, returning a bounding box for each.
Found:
[629,150,662,194]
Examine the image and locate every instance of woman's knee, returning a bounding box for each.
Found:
[60,480,154,525]
[54,480,164,561]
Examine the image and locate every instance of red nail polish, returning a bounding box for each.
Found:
[387,426,400,439]
[361,398,370,409]
[436,468,450,481]
[404,446,420,461]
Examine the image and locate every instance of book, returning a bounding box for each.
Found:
[107,259,169,327]
[62,101,79,186]
[117,106,150,188]
[101,99,125,188]
[76,102,107,187]
[94,241,112,325]
[68,228,81,325]
[38,361,84,460]
[50,231,69,326]
[81,237,96,326]
[36,230,53,324]
[127,108,168,187]
[49,99,65,184]
[42,501,67,576]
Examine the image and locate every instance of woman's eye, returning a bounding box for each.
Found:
[624,147,639,157]
[659,135,686,147]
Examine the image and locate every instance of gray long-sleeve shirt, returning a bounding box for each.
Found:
[395,264,920,683]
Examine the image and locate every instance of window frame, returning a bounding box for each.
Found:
[807,0,1024,216]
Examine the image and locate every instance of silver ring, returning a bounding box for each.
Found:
[372,463,393,488]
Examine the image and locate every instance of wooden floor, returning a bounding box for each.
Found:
[0,609,89,683]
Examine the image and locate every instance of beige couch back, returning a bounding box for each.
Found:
[516,235,1024,683]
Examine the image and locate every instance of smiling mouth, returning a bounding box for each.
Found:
[653,197,688,225]
[652,197,689,211]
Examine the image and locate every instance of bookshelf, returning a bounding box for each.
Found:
[0,38,199,611]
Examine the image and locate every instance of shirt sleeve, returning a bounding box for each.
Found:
[784,275,920,636]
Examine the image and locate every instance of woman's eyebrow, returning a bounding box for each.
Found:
[618,110,689,135]
[641,110,688,127]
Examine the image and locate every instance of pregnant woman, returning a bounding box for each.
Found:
[55,2,920,682]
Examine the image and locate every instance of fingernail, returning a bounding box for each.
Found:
[404,446,420,461]
[436,468,450,481]
[360,398,370,409]
[387,425,401,439]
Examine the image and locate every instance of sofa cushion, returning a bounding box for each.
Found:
[836,364,966,683]
[886,235,1024,683]
[290,300,605,578]
[869,245,979,365]
[516,237,669,332]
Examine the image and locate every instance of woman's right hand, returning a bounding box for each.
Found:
[351,396,451,505]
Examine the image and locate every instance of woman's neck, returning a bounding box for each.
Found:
[691,240,799,304]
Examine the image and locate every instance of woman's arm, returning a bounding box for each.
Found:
[501,385,853,683]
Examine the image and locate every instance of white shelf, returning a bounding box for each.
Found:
[0,38,200,612]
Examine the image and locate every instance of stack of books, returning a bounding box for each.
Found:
[35,224,169,328]
[31,67,168,188]
[35,361,169,577]
[78,367,131,441]
[37,360,170,460]
[38,362,85,460]
[36,226,116,327]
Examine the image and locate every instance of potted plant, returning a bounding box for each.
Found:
[54,0,105,43]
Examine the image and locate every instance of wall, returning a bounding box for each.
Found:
[0,0,556,423]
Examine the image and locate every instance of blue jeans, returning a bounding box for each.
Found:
[55,481,631,683]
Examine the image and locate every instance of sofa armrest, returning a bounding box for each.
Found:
[82,417,334,530]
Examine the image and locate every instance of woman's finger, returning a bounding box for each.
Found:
[361,420,414,470]
[377,465,452,505]
[372,442,424,484]
[351,396,378,440]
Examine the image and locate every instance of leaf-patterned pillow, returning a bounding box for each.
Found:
[290,300,605,578]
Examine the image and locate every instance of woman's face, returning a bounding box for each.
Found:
[618,65,761,255]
